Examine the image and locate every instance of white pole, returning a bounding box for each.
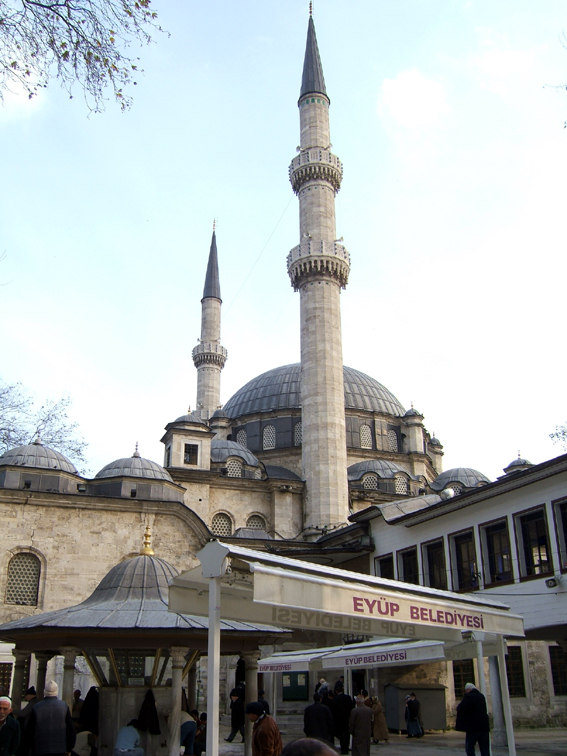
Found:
[476,640,487,697]
[496,635,516,756]
[206,576,221,756]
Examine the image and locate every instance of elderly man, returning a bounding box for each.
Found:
[23,681,75,756]
[0,696,20,756]
[455,683,490,756]
[245,702,282,756]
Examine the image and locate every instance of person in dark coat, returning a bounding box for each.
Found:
[137,689,160,736]
[246,702,282,756]
[455,683,490,756]
[404,695,422,738]
[349,696,372,756]
[23,681,75,756]
[0,696,20,756]
[224,690,245,743]
[329,685,353,755]
[303,694,333,745]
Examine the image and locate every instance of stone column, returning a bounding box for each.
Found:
[187,665,198,712]
[169,647,188,756]
[59,647,77,710]
[242,651,261,756]
[489,655,506,747]
[35,654,53,701]
[10,650,29,711]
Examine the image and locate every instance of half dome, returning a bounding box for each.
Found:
[0,441,78,475]
[223,364,405,419]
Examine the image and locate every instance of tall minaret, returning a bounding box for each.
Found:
[192,224,228,420]
[288,9,350,530]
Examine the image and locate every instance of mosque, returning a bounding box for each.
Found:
[1,7,566,740]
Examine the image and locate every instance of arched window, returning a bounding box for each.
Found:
[247,514,266,530]
[387,430,399,453]
[236,429,247,448]
[211,513,233,537]
[226,459,243,478]
[362,474,378,490]
[448,485,462,496]
[360,424,372,449]
[263,425,276,450]
[294,422,302,446]
[395,475,408,495]
[6,553,41,606]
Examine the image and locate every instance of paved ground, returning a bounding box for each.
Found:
[217,715,567,756]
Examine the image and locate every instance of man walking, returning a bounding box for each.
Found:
[455,683,490,756]
[23,681,75,756]
[0,696,20,756]
[329,684,353,755]
[245,702,282,756]
[349,696,372,756]
[224,689,245,743]
[303,694,333,745]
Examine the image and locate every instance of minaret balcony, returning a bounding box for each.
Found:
[287,240,350,290]
[192,342,228,369]
[289,149,343,194]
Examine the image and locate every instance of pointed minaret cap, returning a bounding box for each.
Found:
[300,10,327,100]
[202,222,222,302]
[140,524,155,556]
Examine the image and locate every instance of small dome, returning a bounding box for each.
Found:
[348,459,410,481]
[0,440,78,475]
[211,408,229,419]
[83,553,177,605]
[174,411,208,425]
[429,435,441,446]
[503,456,533,475]
[210,440,260,467]
[430,467,490,491]
[95,448,173,482]
[404,407,422,418]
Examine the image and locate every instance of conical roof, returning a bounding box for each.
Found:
[202,230,221,301]
[300,15,327,99]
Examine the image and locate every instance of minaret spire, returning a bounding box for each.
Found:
[288,12,350,531]
[192,224,228,421]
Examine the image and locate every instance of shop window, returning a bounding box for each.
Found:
[516,509,552,577]
[263,425,276,450]
[226,459,243,478]
[360,424,372,449]
[505,646,526,697]
[451,531,479,591]
[398,547,419,585]
[375,554,394,580]
[424,540,447,590]
[549,645,567,696]
[481,520,512,584]
[184,444,198,465]
[211,513,232,537]
[247,515,266,530]
[453,659,475,699]
[236,429,247,448]
[6,553,41,606]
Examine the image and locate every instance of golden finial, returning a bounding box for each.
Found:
[309,1,313,17]
[213,219,216,232]
[140,524,155,556]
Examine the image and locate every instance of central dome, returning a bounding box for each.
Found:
[224,364,405,418]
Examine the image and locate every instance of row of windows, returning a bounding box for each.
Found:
[362,473,409,495]
[375,501,567,591]
[453,644,567,699]
[237,424,303,451]
[210,512,267,537]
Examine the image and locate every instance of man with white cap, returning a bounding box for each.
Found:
[0,695,20,756]
[455,682,490,756]
[23,681,76,756]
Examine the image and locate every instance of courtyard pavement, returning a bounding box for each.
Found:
[217,715,567,756]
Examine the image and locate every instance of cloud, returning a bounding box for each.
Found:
[379,69,450,129]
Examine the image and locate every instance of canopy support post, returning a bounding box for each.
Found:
[475,639,486,697]
[496,635,516,756]
[206,575,221,756]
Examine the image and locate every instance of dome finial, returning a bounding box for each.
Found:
[33,435,43,446]
[309,1,313,16]
[133,442,141,458]
[213,218,216,232]
[518,449,521,459]
[140,524,155,556]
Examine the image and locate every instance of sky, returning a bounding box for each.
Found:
[2,0,566,482]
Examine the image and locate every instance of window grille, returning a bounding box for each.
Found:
[294,422,302,446]
[6,553,40,606]
[226,459,243,478]
[184,444,198,465]
[263,425,276,450]
[395,476,408,495]
[211,513,233,537]
[253,468,262,480]
[360,425,372,449]
[453,659,475,699]
[363,474,378,490]
[449,485,462,496]
[0,664,12,693]
[236,429,247,448]
[387,430,398,452]
[505,646,526,697]
[247,515,266,530]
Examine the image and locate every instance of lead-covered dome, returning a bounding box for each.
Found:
[210,440,260,467]
[0,440,78,474]
[95,449,173,482]
[430,467,490,492]
[223,364,405,418]
[348,459,412,481]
